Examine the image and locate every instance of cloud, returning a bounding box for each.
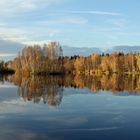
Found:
[0,0,62,16]
[56,10,121,16]
[2,99,26,106]
[0,39,23,52]
[0,127,38,140]
[0,53,16,57]
[61,127,122,132]
[0,99,26,114]
[40,17,88,25]
[4,16,88,43]
[0,25,31,43]
[0,23,58,44]
[0,39,23,60]
[39,117,88,126]
[106,19,127,29]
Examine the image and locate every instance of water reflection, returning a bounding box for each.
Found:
[75,74,137,93]
[4,74,140,106]
[0,74,140,140]
[6,75,63,106]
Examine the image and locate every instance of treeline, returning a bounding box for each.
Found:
[4,42,140,75]
[6,42,63,75]
[56,52,140,75]
[72,52,140,75]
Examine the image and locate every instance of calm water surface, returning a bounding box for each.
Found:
[0,75,140,140]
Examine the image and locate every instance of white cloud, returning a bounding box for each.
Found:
[2,99,26,105]
[0,16,87,43]
[56,10,121,16]
[44,17,88,25]
[0,24,61,43]
[0,27,29,43]
[0,1,123,47]
[106,19,127,28]
[0,53,16,57]
[22,40,53,46]
[47,30,60,37]
[0,0,62,16]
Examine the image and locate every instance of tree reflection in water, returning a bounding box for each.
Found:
[4,74,140,106]
[6,75,64,107]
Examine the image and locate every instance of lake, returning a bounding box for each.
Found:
[0,74,140,140]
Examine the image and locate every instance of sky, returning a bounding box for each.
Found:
[0,0,140,58]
